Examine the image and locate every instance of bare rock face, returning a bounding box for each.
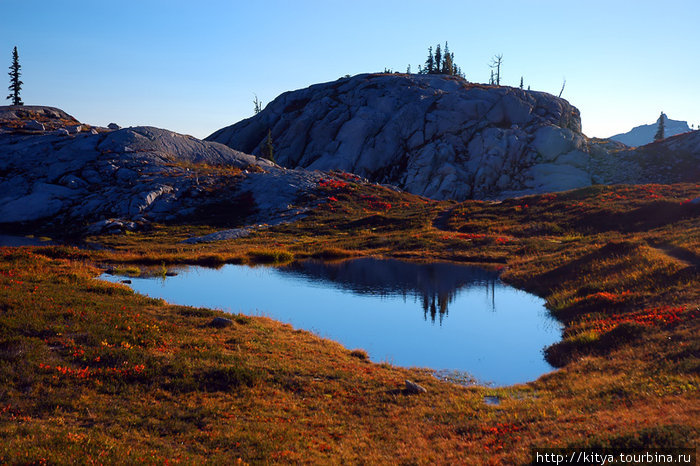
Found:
[22,120,45,131]
[208,74,592,199]
[209,74,700,199]
[0,105,80,131]
[0,114,324,235]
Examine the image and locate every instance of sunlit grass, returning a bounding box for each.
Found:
[0,182,698,463]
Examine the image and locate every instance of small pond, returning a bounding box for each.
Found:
[0,234,55,247]
[102,258,562,386]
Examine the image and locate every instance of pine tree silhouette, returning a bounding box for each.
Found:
[434,43,442,74]
[424,46,434,74]
[262,130,275,162]
[654,112,666,141]
[7,46,23,106]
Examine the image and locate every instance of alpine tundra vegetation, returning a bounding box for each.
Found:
[0,12,698,462]
[0,80,698,462]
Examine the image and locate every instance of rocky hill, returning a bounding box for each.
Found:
[208,74,590,199]
[208,73,700,200]
[610,116,691,147]
[2,86,698,237]
[0,107,329,236]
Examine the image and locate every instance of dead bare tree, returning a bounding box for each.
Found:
[489,54,503,85]
[558,78,566,98]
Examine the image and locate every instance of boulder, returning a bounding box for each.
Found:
[107,123,121,130]
[23,120,45,131]
[404,380,427,394]
[208,317,234,328]
[86,218,138,235]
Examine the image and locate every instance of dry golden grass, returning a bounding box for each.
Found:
[1,182,698,463]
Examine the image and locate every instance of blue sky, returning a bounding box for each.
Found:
[2,0,698,139]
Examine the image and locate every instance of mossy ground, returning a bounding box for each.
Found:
[1,179,698,464]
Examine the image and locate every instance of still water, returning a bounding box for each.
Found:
[102,258,562,386]
[0,235,54,247]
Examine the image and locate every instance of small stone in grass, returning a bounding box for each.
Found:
[208,317,234,328]
[405,380,427,394]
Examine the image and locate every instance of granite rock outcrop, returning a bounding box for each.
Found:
[0,107,325,236]
[208,73,700,199]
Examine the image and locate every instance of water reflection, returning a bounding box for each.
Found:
[279,258,499,324]
[0,234,55,247]
[101,258,562,386]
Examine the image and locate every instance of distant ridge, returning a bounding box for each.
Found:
[610,116,690,147]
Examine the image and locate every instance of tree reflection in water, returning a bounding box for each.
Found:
[278,258,499,324]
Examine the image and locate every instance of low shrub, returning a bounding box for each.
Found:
[349,349,369,360]
[248,249,294,264]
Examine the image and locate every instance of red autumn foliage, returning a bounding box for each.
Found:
[581,306,697,334]
[318,179,349,189]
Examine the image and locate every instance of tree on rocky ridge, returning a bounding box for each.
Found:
[489,54,502,86]
[417,43,464,78]
[261,129,275,162]
[253,94,263,114]
[424,46,434,74]
[7,46,23,106]
[434,44,442,74]
[442,42,453,75]
[443,52,454,76]
[394,44,465,79]
[654,112,666,141]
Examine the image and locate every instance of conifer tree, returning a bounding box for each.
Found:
[654,112,666,141]
[434,43,442,74]
[443,52,454,76]
[520,76,524,89]
[424,46,434,74]
[261,129,275,162]
[7,46,23,106]
[442,42,453,75]
[416,42,465,78]
[253,94,263,114]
